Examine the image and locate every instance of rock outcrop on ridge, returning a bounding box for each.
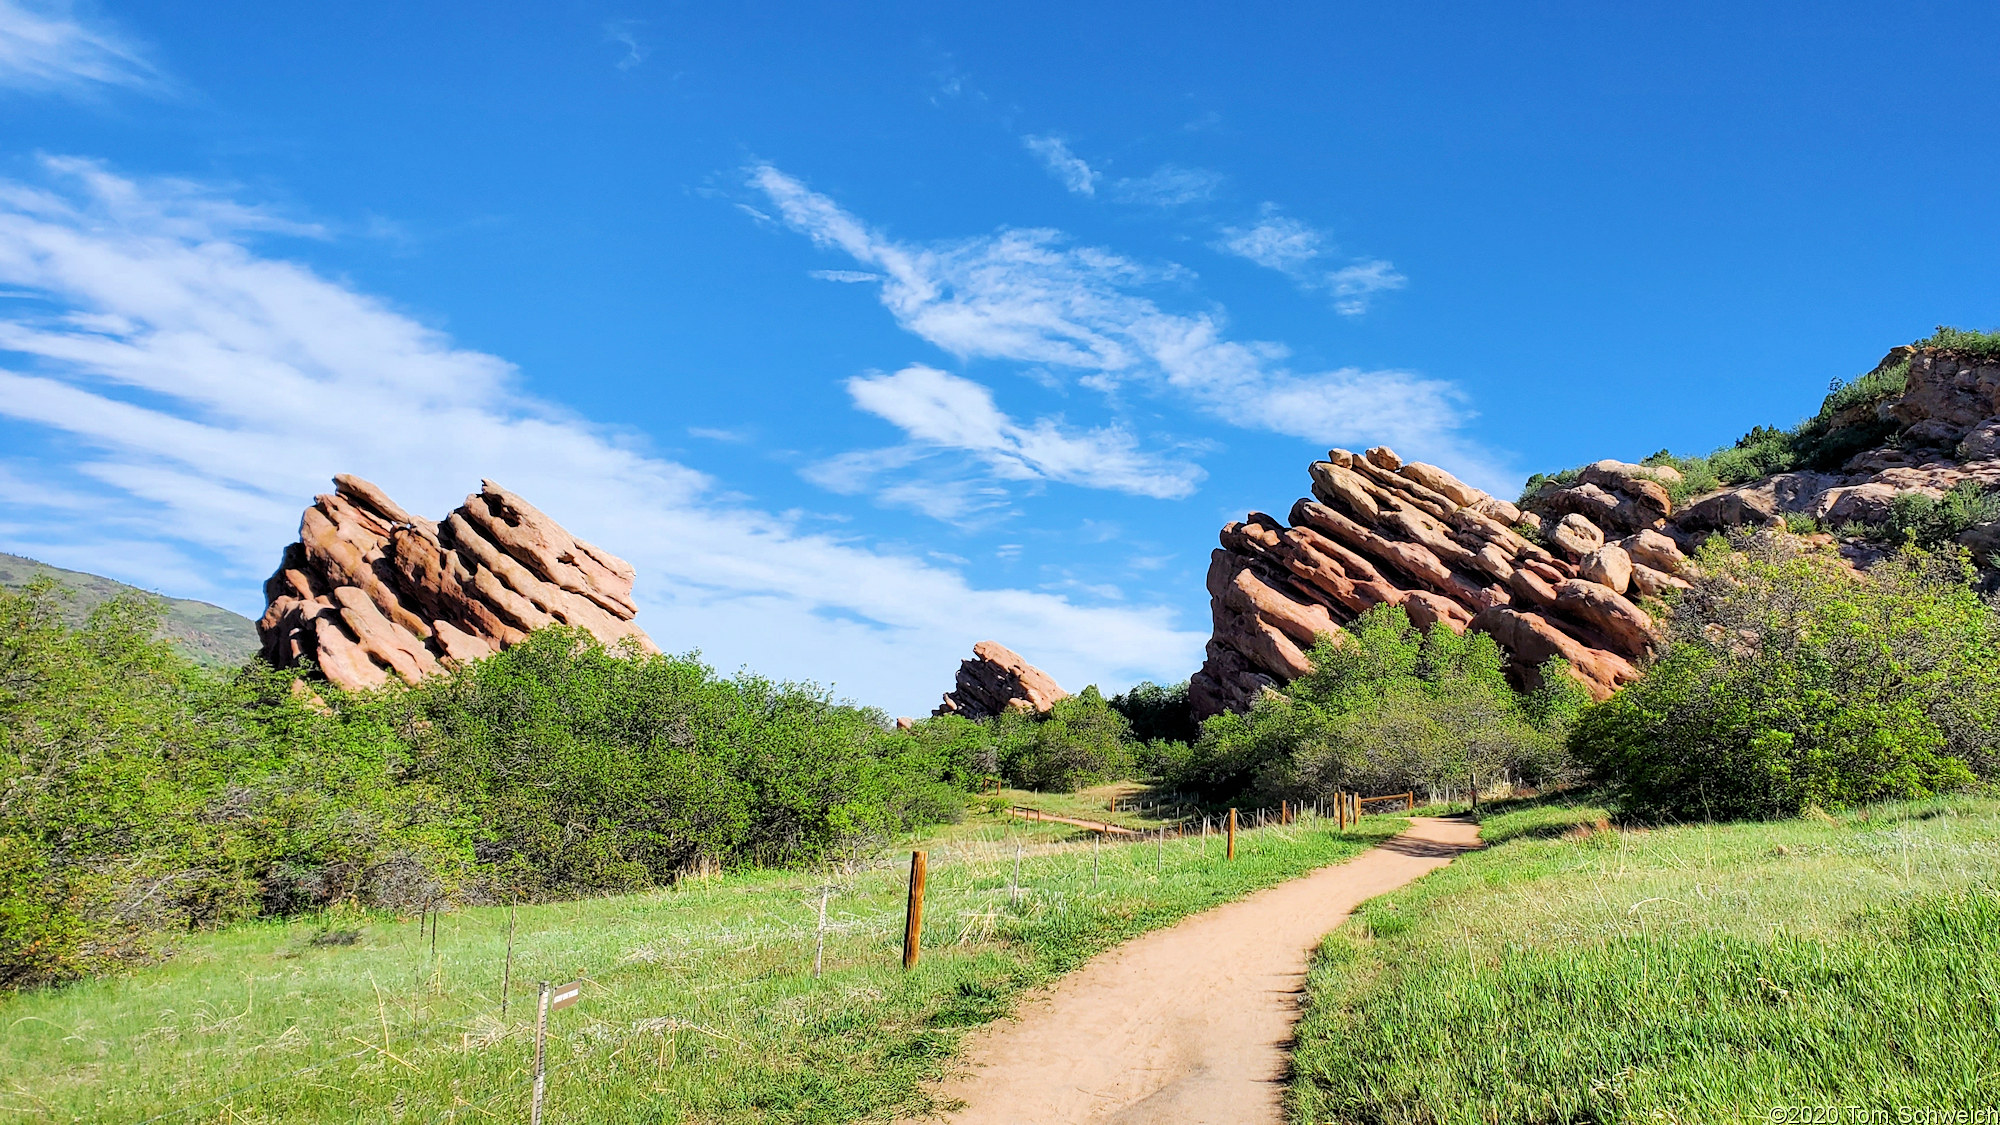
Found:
[1191,342,2000,719]
[934,641,1070,719]
[1190,448,1675,718]
[258,475,657,690]
[1520,346,2000,571]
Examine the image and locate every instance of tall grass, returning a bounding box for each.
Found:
[0,807,1402,1123]
[1290,797,2000,1123]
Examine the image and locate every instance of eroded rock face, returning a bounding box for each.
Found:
[1190,448,1662,718]
[934,641,1069,719]
[1520,347,2000,559]
[259,475,657,690]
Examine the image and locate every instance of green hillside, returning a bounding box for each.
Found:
[0,551,259,668]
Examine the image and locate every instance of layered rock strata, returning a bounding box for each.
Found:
[1191,448,1677,718]
[259,475,657,690]
[934,641,1070,719]
[1521,347,2000,571]
[1193,344,2000,720]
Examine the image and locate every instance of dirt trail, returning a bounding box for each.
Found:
[1006,807,1139,835]
[917,817,1481,1125]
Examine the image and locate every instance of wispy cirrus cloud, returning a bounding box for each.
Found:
[0,0,155,94]
[842,364,1203,502]
[1109,164,1224,208]
[604,20,648,71]
[1022,135,1100,196]
[1214,206,1406,315]
[747,163,1502,487]
[0,156,1204,711]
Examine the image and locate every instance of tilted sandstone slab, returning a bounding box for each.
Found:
[934,641,1070,719]
[1191,448,1656,718]
[259,475,657,690]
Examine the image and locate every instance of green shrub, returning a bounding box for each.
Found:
[1918,324,2000,360]
[1167,607,1585,805]
[1108,680,1199,745]
[1,584,976,987]
[1888,481,2000,547]
[1572,537,2000,820]
[991,686,1132,792]
[0,580,454,987]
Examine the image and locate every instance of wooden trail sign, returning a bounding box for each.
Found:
[549,979,582,1011]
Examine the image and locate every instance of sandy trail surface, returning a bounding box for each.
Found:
[916,817,1481,1125]
[1006,807,1139,835]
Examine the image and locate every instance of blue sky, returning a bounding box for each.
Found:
[1,1,1996,714]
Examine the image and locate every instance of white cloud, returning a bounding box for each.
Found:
[747,163,1503,487]
[1109,165,1224,207]
[845,365,1202,500]
[0,157,1205,712]
[1021,135,1099,196]
[808,269,881,283]
[1215,214,1322,273]
[1325,259,1405,315]
[0,0,154,93]
[1214,207,1406,316]
[604,20,648,70]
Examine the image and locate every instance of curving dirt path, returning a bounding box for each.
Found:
[1006,806,1140,835]
[915,817,1482,1125]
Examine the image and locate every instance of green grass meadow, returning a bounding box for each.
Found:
[1,801,1402,1124]
[1290,796,2000,1124]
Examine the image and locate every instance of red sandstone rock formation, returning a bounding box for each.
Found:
[1193,344,2000,720]
[934,641,1070,719]
[259,475,657,690]
[1523,347,2000,568]
[1190,448,1673,718]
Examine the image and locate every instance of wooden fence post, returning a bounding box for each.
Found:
[531,980,551,1125]
[1227,808,1237,860]
[500,902,515,1017]
[812,886,830,979]
[1281,799,1288,825]
[902,851,927,970]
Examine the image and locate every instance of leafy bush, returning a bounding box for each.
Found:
[1888,481,2000,548]
[1918,324,2000,360]
[1165,607,1585,805]
[1572,537,2000,820]
[0,581,451,987]
[1,584,975,987]
[991,686,1132,792]
[400,628,976,891]
[1109,680,1199,745]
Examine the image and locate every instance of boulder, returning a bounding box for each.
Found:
[935,640,1070,719]
[1578,545,1634,595]
[1676,485,1781,532]
[1398,461,1484,508]
[1893,352,2000,438]
[259,476,656,692]
[1619,529,1687,575]
[1816,483,1899,525]
[1960,417,2000,462]
[1548,513,1607,559]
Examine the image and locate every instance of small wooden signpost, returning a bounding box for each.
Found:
[1226,808,1237,861]
[530,979,582,1124]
